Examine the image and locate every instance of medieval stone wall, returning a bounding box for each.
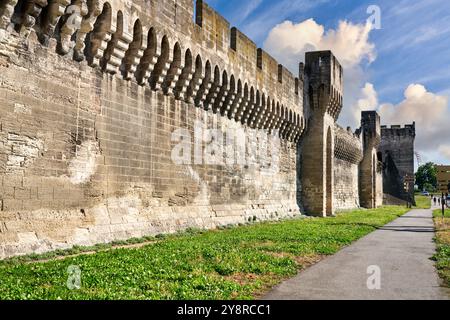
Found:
[0,0,405,259]
[333,159,359,210]
[333,125,363,210]
[0,0,303,259]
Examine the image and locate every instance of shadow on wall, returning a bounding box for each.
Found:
[382,151,414,205]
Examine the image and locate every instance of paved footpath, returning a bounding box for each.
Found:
[263,209,450,300]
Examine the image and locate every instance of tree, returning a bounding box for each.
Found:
[415,162,437,192]
[423,183,435,193]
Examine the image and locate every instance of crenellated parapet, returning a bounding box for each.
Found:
[334,125,363,164]
[0,0,305,142]
[305,51,343,120]
[360,111,381,149]
[380,123,416,138]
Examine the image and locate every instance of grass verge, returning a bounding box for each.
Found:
[432,208,450,287]
[0,206,409,300]
[414,195,431,209]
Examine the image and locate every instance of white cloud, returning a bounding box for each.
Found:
[378,84,450,162]
[263,18,376,128]
[343,82,379,126]
[261,16,450,164]
[241,0,329,43]
[379,84,448,127]
[263,18,375,72]
[358,83,379,109]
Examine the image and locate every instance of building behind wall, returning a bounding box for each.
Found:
[379,123,416,205]
[437,165,450,194]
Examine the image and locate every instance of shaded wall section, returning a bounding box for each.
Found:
[379,124,416,205]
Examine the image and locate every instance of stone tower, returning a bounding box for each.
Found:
[359,111,382,208]
[301,51,343,217]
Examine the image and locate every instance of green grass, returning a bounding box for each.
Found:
[433,209,450,218]
[414,195,431,209]
[432,209,450,287]
[0,206,409,300]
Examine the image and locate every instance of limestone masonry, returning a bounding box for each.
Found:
[0,0,415,259]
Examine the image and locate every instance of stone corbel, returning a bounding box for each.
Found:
[0,0,19,30]
[174,60,194,100]
[221,85,236,117]
[187,66,204,104]
[195,70,212,108]
[14,0,48,37]
[270,113,280,133]
[39,0,71,45]
[254,101,266,129]
[263,106,273,130]
[295,127,303,143]
[88,19,115,68]
[288,122,297,141]
[281,116,290,138]
[204,75,221,111]
[227,83,242,119]
[163,47,183,95]
[247,97,260,128]
[153,50,173,91]
[136,34,160,86]
[287,122,296,141]
[73,0,101,61]
[235,92,250,123]
[122,33,146,80]
[99,9,132,74]
[269,112,278,131]
[58,0,88,55]
[213,82,228,114]
[102,24,132,74]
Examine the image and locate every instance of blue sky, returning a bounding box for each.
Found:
[207,0,450,165]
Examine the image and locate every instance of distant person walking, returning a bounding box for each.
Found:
[438,198,441,206]
[433,197,437,206]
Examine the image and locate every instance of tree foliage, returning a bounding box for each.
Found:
[415,162,437,192]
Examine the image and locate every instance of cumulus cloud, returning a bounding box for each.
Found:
[263,18,375,71]
[262,18,450,163]
[342,82,379,126]
[378,84,450,162]
[263,19,376,128]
